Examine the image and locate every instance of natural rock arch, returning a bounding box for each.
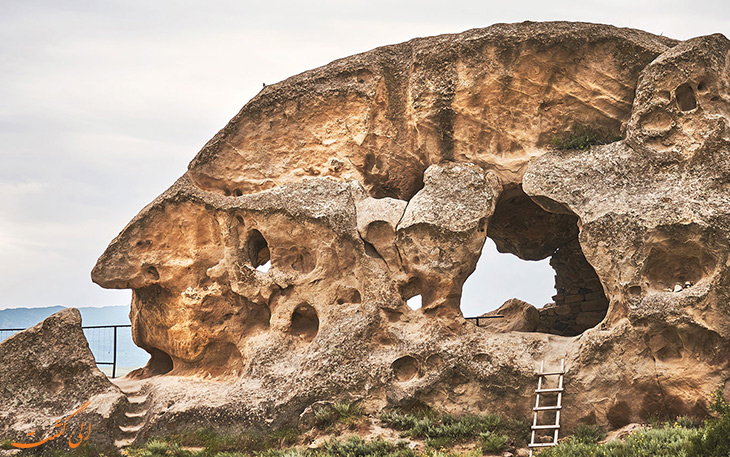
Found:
[88,22,730,434]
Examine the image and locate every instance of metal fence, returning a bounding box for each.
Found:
[0,324,131,378]
[464,315,504,327]
[1,316,504,374]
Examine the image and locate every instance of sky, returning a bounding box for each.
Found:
[1,0,728,316]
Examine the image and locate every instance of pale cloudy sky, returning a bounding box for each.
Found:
[1,0,728,315]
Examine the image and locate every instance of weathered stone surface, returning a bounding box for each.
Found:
[523,32,730,428]
[186,21,674,200]
[477,299,539,333]
[396,162,500,314]
[88,20,730,438]
[0,309,126,451]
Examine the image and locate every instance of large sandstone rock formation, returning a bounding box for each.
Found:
[90,21,730,437]
[0,309,127,451]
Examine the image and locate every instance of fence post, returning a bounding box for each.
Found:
[112,326,118,379]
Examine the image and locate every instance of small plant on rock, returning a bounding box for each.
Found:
[479,431,509,453]
[549,124,622,151]
[570,424,605,444]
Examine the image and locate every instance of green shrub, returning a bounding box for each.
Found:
[322,436,416,457]
[50,442,122,457]
[127,439,193,457]
[315,406,339,429]
[269,427,301,447]
[539,425,698,457]
[570,424,605,445]
[672,416,702,429]
[479,431,508,453]
[688,388,730,457]
[333,402,362,421]
[380,410,527,449]
[146,426,300,455]
[1,439,12,450]
[255,449,305,457]
[549,125,622,151]
[379,411,422,431]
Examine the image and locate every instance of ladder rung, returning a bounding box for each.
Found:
[535,388,563,393]
[533,405,562,411]
[531,425,560,430]
[537,371,565,376]
[529,442,558,448]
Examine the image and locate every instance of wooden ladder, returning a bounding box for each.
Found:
[528,359,565,456]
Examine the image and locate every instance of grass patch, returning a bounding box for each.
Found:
[570,424,605,445]
[538,425,699,457]
[379,410,527,449]
[549,125,622,151]
[1,439,13,450]
[131,427,300,456]
[322,436,415,457]
[128,439,192,457]
[43,390,730,457]
[48,442,123,457]
[479,431,509,453]
[315,402,363,430]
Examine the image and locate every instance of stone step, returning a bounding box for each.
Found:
[114,438,135,448]
[125,410,147,419]
[127,394,148,404]
[121,389,144,396]
[127,403,150,415]
[120,423,144,434]
[123,414,146,427]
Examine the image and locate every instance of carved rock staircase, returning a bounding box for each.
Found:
[112,378,152,449]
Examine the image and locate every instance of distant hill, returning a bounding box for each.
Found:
[0,305,148,371]
[0,305,132,328]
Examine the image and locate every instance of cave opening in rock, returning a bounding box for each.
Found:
[290,303,319,342]
[461,186,609,336]
[247,229,271,271]
[143,347,173,376]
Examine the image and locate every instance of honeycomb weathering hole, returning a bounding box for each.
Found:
[406,295,422,310]
[248,229,270,268]
[290,303,319,342]
[392,356,419,382]
[675,83,697,112]
[642,240,717,291]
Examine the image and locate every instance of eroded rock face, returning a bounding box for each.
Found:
[0,309,126,451]
[92,21,730,433]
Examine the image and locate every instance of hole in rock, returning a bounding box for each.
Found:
[145,265,160,281]
[248,229,271,269]
[392,356,419,382]
[461,186,609,336]
[290,303,319,342]
[675,83,697,112]
[461,238,554,315]
[406,295,422,310]
[336,286,362,305]
[641,230,717,292]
